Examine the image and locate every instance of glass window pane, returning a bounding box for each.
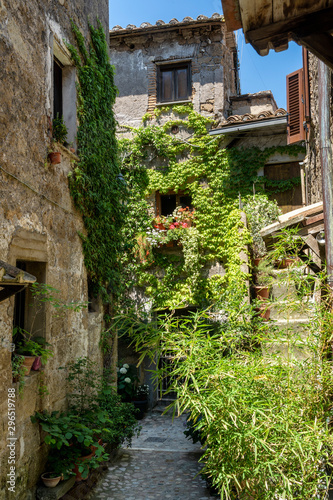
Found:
[176,68,188,100]
[161,70,173,101]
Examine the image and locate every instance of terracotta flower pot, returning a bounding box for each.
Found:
[253,285,270,301]
[48,152,61,165]
[41,472,62,488]
[277,257,299,269]
[255,304,271,321]
[72,451,94,482]
[21,355,36,375]
[31,356,42,371]
[90,438,103,455]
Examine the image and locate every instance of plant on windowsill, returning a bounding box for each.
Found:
[14,329,53,374]
[12,282,86,379]
[48,114,68,164]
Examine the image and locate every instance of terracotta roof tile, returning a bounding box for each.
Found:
[110,13,223,33]
[222,108,287,127]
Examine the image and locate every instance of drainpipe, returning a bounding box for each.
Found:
[318,60,333,290]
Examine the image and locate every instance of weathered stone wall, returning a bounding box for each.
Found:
[307,54,323,205]
[229,91,278,116]
[0,1,108,498]
[109,17,238,128]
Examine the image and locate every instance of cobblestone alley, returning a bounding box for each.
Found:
[90,409,215,500]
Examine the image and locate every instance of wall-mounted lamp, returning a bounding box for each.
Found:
[316,230,325,246]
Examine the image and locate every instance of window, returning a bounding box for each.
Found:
[13,261,47,344]
[157,62,191,103]
[52,39,77,147]
[53,58,63,119]
[264,162,302,213]
[156,191,193,216]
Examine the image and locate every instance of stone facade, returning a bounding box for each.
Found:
[0,1,108,498]
[109,14,239,128]
[306,54,323,205]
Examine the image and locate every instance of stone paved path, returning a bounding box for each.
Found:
[91,409,215,500]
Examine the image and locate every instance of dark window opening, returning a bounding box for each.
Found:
[158,62,191,103]
[88,278,99,313]
[53,58,63,119]
[161,194,177,216]
[13,261,47,345]
[157,192,193,217]
[179,196,192,209]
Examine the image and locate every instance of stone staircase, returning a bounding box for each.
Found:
[264,266,319,360]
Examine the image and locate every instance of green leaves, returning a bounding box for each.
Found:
[67,22,125,301]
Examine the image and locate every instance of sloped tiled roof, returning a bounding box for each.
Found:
[110,13,224,35]
[222,108,287,127]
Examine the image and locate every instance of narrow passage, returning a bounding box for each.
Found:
[91,410,215,500]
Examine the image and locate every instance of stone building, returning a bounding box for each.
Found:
[109,14,305,406]
[109,13,240,127]
[0,1,108,498]
[210,90,305,213]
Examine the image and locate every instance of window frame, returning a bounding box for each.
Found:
[157,61,192,104]
[155,190,193,217]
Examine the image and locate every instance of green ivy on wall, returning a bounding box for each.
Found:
[67,22,126,301]
[119,105,304,310]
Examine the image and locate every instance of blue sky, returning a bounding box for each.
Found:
[109,0,302,109]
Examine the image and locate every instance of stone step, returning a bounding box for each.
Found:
[263,319,312,361]
[269,300,314,321]
[36,476,75,500]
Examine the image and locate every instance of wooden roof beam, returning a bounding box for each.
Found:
[295,33,333,71]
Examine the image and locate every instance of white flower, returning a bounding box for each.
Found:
[120,367,127,374]
[124,377,131,383]
[123,363,129,369]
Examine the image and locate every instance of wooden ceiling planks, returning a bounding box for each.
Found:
[222,0,333,69]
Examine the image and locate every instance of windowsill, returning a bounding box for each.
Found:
[155,100,192,107]
[57,142,80,161]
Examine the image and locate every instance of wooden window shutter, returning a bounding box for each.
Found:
[287,69,305,144]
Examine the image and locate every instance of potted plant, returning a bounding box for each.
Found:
[243,195,281,264]
[31,410,108,482]
[269,226,304,269]
[252,259,276,300]
[172,206,195,228]
[14,328,53,374]
[41,472,62,488]
[48,114,68,164]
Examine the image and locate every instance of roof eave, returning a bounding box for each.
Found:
[209,115,287,135]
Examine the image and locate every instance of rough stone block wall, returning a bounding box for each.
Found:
[109,19,238,128]
[0,1,108,498]
[307,54,323,205]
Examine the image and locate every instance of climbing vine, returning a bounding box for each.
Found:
[119,105,304,310]
[67,22,126,301]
